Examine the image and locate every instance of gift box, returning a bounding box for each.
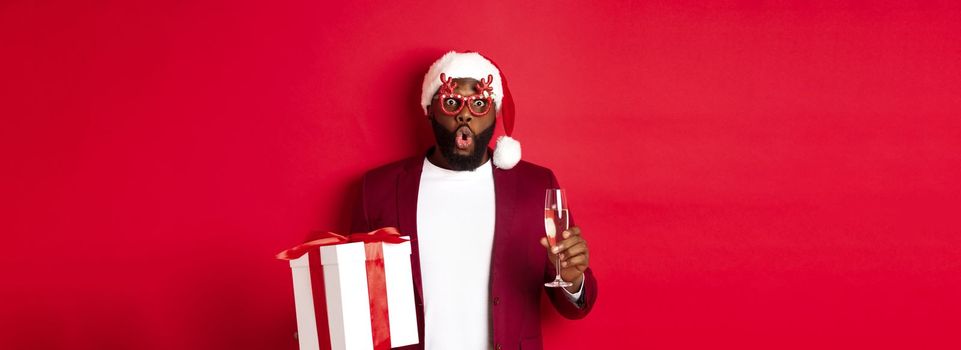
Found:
[277,228,418,350]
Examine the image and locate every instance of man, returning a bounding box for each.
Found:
[350,51,597,350]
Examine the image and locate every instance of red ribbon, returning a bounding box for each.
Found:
[275,227,407,260]
[278,227,407,349]
[364,242,391,350]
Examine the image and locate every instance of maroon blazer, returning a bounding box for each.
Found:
[350,151,598,350]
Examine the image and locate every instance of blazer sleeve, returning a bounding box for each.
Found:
[544,170,598,319]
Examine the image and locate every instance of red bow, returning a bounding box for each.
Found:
[275,227,407,260]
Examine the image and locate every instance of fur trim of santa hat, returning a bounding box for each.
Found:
[421,51,521,170]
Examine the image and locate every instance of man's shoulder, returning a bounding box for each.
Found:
[361,155,423,182]
[505,159,556,178]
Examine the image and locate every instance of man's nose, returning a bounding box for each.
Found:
[456,110,473,123]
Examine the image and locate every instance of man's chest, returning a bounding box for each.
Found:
[415,177,496,264]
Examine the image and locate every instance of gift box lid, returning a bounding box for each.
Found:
[320,239,411,265]
[318,241,365,265]
[381,239,412,257]
[287,238,411,268]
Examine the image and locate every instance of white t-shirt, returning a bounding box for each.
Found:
[417,158,497,349]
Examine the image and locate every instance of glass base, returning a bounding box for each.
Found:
[544,276,573,288]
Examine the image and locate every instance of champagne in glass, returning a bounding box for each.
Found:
[544,188,573,288]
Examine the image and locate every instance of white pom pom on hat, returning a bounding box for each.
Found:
[422,51,521,170]
[493,134,521,169]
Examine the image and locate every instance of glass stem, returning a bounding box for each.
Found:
[555,253,563,281]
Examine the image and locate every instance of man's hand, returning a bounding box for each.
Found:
[540,226,589,293]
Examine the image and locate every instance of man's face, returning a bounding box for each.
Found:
[428,77,497,170]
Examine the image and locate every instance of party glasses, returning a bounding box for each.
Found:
[433,73,495,116]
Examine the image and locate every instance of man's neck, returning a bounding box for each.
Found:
[426,147,490,171]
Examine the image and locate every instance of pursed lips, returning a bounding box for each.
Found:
[455,125,474,150]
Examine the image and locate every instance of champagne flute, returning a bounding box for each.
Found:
[544,188,573,288]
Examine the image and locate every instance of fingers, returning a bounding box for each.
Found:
[561,226,582,239]
[543,227,587,268]
[551,235,585,255]
[556,240,589,266]
[558,241,587,259]
[557,242,586,261]
[561,254,589,271]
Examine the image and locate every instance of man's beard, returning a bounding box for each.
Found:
[430,117,496,171]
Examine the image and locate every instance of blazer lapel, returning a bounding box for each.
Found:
[397,156,424,305]
[490,165,518,280]
[492,166,518,242]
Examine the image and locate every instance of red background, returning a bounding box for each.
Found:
[2,1,959,349]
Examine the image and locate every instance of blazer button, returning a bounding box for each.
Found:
[492,297,500,306]
[495,344,502,350]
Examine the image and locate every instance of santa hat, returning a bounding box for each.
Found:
[421,51,521,170]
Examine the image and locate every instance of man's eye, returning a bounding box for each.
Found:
[444,98,458,106]
[472,100,486,108]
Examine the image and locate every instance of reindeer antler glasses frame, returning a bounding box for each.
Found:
[431,73,495,117]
